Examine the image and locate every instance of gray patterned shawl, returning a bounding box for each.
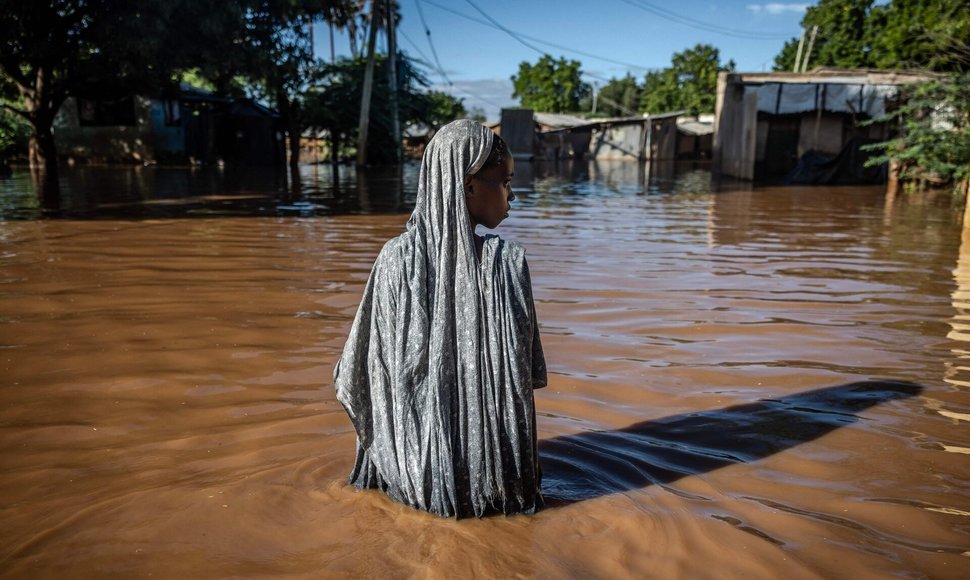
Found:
[333,119,547,518]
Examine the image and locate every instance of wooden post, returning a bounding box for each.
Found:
[740,90,758,180]
[813,105,823,151]
[386,0,401,164]
[793,29,806,73]
[963,179,970,230]
[712,72,729,177]
[887,158,900,198]
[356,0,380,166]
[801,25,818,73]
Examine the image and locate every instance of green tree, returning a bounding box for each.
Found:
[0,0,361,173]
[0,72,30,162]
[773,0,970,73]
[596,74,641,117]
[304,53,462,164]
[774,0,873,71]
[426,90,466,126]
[640,69,681,114]
[866,0,970,72]
[226,0,361,168]
[468,106,487,122]
[0,107,31,162]
[511,55,591,113]
[640,44,735,115]
[0,1,196,174]
[864,72,970,193]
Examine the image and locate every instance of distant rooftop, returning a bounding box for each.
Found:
[724,68,940,85]
[533,112,589,129]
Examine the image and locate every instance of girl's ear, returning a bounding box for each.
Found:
[464,174,474,194]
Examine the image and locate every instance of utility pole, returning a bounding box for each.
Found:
[356,0,380,166]
[801,25,819,73]
[793,28,806,73]
[386,0,401,164]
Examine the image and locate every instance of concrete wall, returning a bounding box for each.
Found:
[715,74,750,178]
[54,97,155,163]
[539,129,591,159]
[500,109,535,159]
[589,122,646,160]
[650,118,678,160]
[714,75,759,180]
[149,100,185,161]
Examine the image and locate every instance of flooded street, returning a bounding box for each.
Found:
[1,163,968,578]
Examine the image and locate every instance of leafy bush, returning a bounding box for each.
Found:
[864,73,970,193]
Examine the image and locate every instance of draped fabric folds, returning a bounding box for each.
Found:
[333,120,547,518]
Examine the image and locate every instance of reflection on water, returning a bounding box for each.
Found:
[0,160,719,221]
[0,164,419,219]
[1,162,969,578]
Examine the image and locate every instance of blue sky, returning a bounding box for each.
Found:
[313,0,811,120]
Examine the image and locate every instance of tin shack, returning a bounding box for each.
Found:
[712,68,935,182]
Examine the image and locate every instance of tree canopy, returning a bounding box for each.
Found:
[303,53,465,164]
[595,74,641,117]
[864,72,970,193]
[640,44,735,115]
[0,1,469,169]
[773,0,970,72]
[511,55,590,113]
[768,0,970,195]
[0,0,202,170]
[0,0,364,171]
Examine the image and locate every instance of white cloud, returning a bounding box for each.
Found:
[746,3,810,14]
[430,78,518,122]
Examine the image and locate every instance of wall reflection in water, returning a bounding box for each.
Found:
[1,160,730,221]
[0,164,420,220]
[941,226,970,446]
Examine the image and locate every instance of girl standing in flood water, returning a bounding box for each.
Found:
[334,119,547,518]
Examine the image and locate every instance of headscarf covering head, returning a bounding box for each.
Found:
[407,119,494,239]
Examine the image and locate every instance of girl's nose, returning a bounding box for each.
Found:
[508,189,516,202]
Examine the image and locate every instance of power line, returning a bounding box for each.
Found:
[421,0,650,71]
[414,0,453,85]
[460,0,548,55]
[399,29,435,67]
[616,0,791,40]
[416,0,649,115]
[448,84,508,111]
[408,2,506,112]
[424,0,648,105]
[400,31,507,110]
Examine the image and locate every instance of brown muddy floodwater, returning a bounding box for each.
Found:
[1,163,969,578]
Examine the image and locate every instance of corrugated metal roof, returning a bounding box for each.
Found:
[646,110,685,120]
[727,68,938,86]
[676,121,713,136]
[533,112,588,128]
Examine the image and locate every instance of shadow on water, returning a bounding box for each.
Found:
[539,381,923,505]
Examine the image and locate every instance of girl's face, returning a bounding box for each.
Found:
[465,155,515,230]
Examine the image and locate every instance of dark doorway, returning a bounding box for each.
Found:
[762,115,800,180]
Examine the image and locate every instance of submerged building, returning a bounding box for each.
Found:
[54,84,284,166]
[500,109,713,162]
[712,69,936,183]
